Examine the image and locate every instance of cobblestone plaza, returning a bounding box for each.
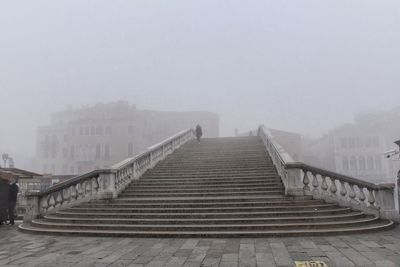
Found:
[1,224,400,267]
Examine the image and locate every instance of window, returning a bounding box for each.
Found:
[91,126,95,135]
[358,156,366,171]
[104,144,110,160]
[96,126,103,135]
[128,125,133,134]
[80,127,84,135]
[62,148,68,158]
[375,156,382,171]
[85,127,90,135]
[128,143,134,157]
[356,138,363,148]
[70,145,75,159]
[62,164,68,174]
[365,137,372,148]
[349,138,356,149]
[96,144,101,159]
[342,156,349,171]
[341,138,348,149]
[70,166,75,174]
[350,156,357,171]
[43,164,48,173]
[372,136,379,147]
[367,156,374,170]
[105,126,112,135]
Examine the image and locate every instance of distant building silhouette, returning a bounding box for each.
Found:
[304,108,400,183]
[35,101,219,175]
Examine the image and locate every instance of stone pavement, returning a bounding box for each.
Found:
[1,224,400,267]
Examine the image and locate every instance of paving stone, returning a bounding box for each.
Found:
[360,241,383,248]
[2,225,400,266]
[270,242,293,267]
[325,252,355,267]
[337,248,375,266]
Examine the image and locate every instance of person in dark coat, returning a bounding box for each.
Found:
[195,124,203,143]
[0,178,10,225]
[7,179,19,225]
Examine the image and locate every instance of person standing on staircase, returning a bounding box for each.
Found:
[195,124,203,143]
[7,179,19,225]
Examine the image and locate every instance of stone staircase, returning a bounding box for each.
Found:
[20,136,394,237]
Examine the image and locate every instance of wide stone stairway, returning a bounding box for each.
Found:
[20,137,393,237]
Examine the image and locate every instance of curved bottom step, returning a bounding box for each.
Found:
[19,220,394,238]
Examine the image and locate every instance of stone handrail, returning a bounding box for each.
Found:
[24,128,195,221]
[257,125,399,221]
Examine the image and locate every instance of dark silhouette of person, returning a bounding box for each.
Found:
[195,125,203,143]
[0,178,10,225]
[7,179,19,225]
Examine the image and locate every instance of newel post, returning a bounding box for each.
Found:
[285,167,304,196]
[96,170,117,200]
[23,192,40,222]
[375,184,399,222]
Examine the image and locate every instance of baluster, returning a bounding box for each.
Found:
[77,183,83,199]
[329,177,337,197]
[93,178,99,193]
[70,185,77,200]
[63,188,71,204]
[303,170,311,192]
[321,175,328,195]
[340,181,347,197]
[48,194,56,210]
[86,179,92,195]
[358,186,366,202]
[349,184,356,203]
[55,192,63,207]
[312,173,319,193]
[41,196,49,212]
[367,189,376,207]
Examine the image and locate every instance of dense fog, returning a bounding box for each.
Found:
[0,0,399,170]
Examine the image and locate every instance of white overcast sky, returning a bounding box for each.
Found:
[0,0,400,161]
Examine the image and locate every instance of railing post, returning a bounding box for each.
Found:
[375,184,399,222]
[285,168,304,196]
[96,171,117,200]
[23,193,40,222]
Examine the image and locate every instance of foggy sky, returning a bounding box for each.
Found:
[1,0,400,166]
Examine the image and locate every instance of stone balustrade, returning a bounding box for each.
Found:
[24,128,195,222]
[258,125,399,222]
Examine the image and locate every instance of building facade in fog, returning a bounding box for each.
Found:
[35,101,219,175]
[304,108,400,183]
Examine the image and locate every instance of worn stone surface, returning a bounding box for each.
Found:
[1,225,400,266]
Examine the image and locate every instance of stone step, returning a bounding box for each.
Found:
[127,181,283,189]
[120,190,284,198]
[143,170,275,178]
[141,174,280,181]
[30,217,382,232]
[156,161,272,166]
[20,220,394,237]
[136,177,280,185]
[81,199,324,208]
[43,211,368,225]
[157,160,270,166]
[53,207,354,219]
[64,204,339,214]
[150,169,273,173]
[113,196,310,204]
[123,186,284,194]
